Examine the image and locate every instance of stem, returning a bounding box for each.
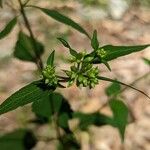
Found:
[120,72,150,93]
[18,0,43,70]
[49,94,63,145]
[98,76,150,99]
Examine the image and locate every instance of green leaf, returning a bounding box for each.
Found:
[142,57,150,66]
[47,50,55,66]
[57,38,71,48]
[57,133,80,150]
[0,17,17,39]
[32,94,52,119]
[73,112,112,130]
[14,31,44,62]
[109,100,128,140]
[0,0,3,8]
[58,113,70,129]
[0,129,36,150]
[105,81,121,97]
[0,81,50,115]
[58,38,78,57]
[91,30,99,50]
[101,60,111,71]
[32,92,72,118]
[31,6,90,39]
[94,45,150,63]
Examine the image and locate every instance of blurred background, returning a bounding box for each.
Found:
[0,0,150,149]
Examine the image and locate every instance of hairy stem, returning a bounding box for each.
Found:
[18,0,43,70]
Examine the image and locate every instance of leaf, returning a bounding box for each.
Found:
[47,50,55,66]
[0,81,51,115]
[98,76,150,99]
[109,100,128,140]
[57,38,71,48]
[0,17,17,39]
[101,60,111,71]
[14,31,44,62]
[32,94,52,119]
[91,30,99,50]
[73,112,112,130]
[0,129,36,150]
[94,45,150,63]
[57,133,80,150]
[0,0,3,8]
[142,57,150,66]
[73,100,128,140]
[58,37,78,57]
[32,92,72,119]
[31,6,90,39]
[105,81,121,97]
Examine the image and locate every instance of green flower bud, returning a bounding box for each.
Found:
[42,65,58,87]
[97,48,107,58]
[71,72,76,79]
[83,56,93,62]
[71,66,77,72]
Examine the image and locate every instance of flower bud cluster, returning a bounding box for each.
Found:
[42,65,58,87]
[97,48,107,58]
[65,62,99,88]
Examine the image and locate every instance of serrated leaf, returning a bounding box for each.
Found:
[58,37,78,57]
[31,6,90,39]
[0,81,50,115]
[91,30,99,50]
[0,17,17,39]
[14,31,44,62]
[106,81,121,97]
[109,100,128,141]
[0,129,36,150]
[142,57,150,66]
[93,45,150,63]
[47,50,55,66]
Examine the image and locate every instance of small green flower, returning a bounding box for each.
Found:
[42,65,58,87]
[97,48,107,58]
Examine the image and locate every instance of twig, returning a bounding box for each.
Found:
[18,0,43,70]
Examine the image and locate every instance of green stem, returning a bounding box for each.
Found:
[18,0,43,70]
[98,76,150,99]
